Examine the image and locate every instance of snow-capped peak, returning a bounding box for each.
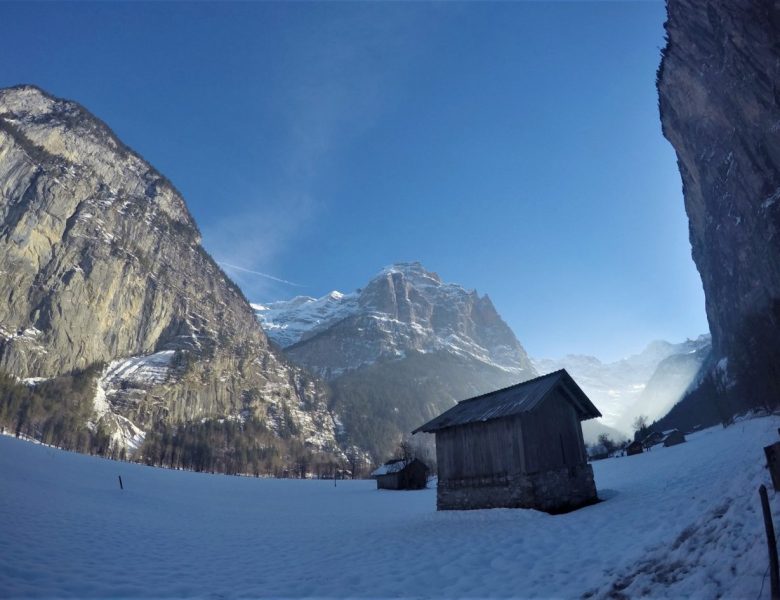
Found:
[254,262,535,378]
[254,290,359,348]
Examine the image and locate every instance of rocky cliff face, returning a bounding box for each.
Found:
[256,262,537,460]
[658,1,780,403]
[0,85,340,454]
[258,262,535,379]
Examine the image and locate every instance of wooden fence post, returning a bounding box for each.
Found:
[759,484,779,600]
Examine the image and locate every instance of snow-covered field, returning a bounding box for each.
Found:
[2,417,780,599]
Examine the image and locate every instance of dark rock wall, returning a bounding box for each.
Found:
[658,0,780,400]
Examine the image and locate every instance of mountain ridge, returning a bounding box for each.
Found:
[256,261,535,379]
[0,84,343,463]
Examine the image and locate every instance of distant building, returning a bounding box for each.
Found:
[626,440,644,456]
[588,444,609,461]
[371,458,429,490]
[642,431,665,448]
[413,369,601,513]
[662,430,686,447]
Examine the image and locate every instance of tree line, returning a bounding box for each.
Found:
[0,365,113,455]
[140,417,348,478]
[0,366,365,478]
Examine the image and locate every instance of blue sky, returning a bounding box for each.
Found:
[1,1,708,361]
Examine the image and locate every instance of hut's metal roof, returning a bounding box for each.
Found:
[371,459,408,477]
[412,369,601,434]
[370,458,428,478]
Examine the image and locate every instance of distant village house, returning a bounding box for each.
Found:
[640,429,687,450]
[588,443,609,461]
[371,458,429,490]
[413,369,601,513]
[642,431,665,449]
[626,440,644,456]
[662,429,686,447]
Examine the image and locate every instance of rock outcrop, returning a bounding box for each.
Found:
[0,85,340,454]
[658,1,780,403]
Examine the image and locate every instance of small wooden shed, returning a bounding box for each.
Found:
[588,443,609,461]
[626,440,644,456]
[662,429,686,447]
[371,458,429,490]
[413,369,601,513]
[642,431,665,448]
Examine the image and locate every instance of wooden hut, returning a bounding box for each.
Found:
[662,429,686,447]
[642,431,665,448]
[413,369,601,513]
[588,443,609,461]
[371,458,429,490]
[626,440,644,456]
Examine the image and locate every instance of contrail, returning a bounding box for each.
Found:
[217,261,304,287]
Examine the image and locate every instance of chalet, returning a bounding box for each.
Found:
[413,369,601,513]
[642,431,665,448]
[371,458,429,490]
[588,443,609,461]
[662,429,686,447]
[626,440,644,456]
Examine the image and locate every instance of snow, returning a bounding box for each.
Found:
[762,187,780,210]
[2,417,780,598]
[371,459,408,476]
[102,350,175,387]
[716,356,736,390]
[254,291,359,348]
[90,351,175,450]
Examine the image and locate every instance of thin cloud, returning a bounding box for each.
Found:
[218,261,304,288]
[204,10,430,303]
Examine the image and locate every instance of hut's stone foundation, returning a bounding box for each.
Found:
[436,463,597,513]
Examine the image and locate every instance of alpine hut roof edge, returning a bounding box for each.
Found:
[412,369,601,434]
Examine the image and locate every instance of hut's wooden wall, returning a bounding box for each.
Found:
[435,392,588,481]
[436,415,526,481]
[376,473,400,490]
[520,390,586,473]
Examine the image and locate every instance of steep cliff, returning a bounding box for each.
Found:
[0,85,340,457]
[658,1,780,406]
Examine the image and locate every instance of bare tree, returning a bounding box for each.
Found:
[632,415,649,432]
[597,433,618,456]
[397,439,414,462]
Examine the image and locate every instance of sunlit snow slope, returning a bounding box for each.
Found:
[1,416,777,598]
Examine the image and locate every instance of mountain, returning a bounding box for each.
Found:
[616,341,711,433]
[658,1,780,414]
[534,336,711,435]
[257,262,534,378]
[256,262,537,460]
[0,85,342,465]
[252,291,358,350]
